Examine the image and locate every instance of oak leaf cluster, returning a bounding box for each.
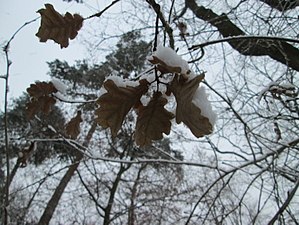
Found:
[30,5,214,146]
[95,74,213,146]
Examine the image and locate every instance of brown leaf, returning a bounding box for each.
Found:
[135,92,174,146]
[149,56,182,74]
[95,79,149,137]
[36,4,83,48]
[26,101,40,119]
[26,81,58,119]
[27,81,57,98]
[169,74,213,137]
[26,97,57,120]
[65,111,83,139]
[39,96,57,114]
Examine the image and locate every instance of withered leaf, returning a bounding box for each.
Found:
[169,74,213,137]
[27,81,57,98]
[149,56,181,74]
[26,101,40,119]
[36,4,83,48]
[39,96,57,114]
[26,81,58,119]
[135,92,174,147]
[95,79,149,137]
[65,111,83,139]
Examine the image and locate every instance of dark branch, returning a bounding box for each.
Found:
[146,0,175,49]
[186,0,299,71]
[260,0,299,11]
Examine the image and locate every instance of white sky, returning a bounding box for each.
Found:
[0,0,111,110]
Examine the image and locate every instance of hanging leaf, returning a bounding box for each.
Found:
[135,92,174,146]
[26,82,58,119]
[169,74,213,137]
[36,4,84,48]
[65,111,83,139]
[95,79,149,137]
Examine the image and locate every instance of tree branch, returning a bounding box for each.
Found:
[85,0,120,20]
[146,0,175,49]
[186,0,299,71]
[268,177,299,225]
[260,0,299,11]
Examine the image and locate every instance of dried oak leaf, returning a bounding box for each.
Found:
[148,56,181,74]
[65,111,83,139]
[135,92,174,147]
[95,79,149,137]
[36,4,83,48]
[26,82,58,119]
[169,74,213,137]
[27,81,57,98]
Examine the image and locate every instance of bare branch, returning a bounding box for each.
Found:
[267,178,299,225]
[186,0,299,71]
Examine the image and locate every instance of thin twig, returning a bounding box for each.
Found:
[1,17,38,225]
[85,0,120,20]
[53,94,97,104]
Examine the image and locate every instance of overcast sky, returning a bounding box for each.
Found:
[0,0,111,110]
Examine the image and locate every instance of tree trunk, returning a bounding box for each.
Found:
[37,122,97,225]
[37,156,82,225]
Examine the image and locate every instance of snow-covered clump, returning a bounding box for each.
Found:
[104,75,139,87]
[192,86,217,126]
[98,75,140,97]
[51,78,68,93]
[149,45,217,127]
[150,45,190,75]
[279,82,297,89]
[257,81,298,102]
[257,81,278,102]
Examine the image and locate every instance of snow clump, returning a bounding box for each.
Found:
[51,78,68,93]
[151,45,190,75]
[192,86,217,126]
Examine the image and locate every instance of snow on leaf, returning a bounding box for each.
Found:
[192,86,217,126]
[148,56,182,74]
[135,92,174,146]
[149,45,190,76]
[51,78,68,93]
[26,82,58,119]
[95,79,149,137]
[65,111,83,139]
[36,4,83,48]
[169,74,213,137]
